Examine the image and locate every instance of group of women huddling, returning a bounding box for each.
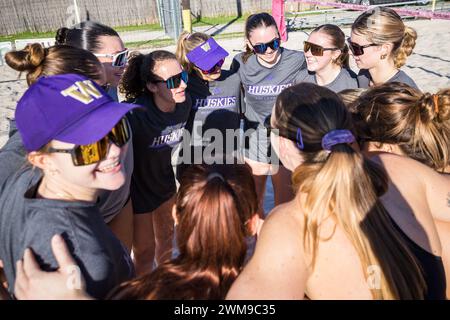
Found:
[0,7,449,300]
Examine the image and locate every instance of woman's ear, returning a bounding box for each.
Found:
[27,152,49,170]
[380,43,393,59]
[171,204,178,226]
[332,49,341,62]
[146,82,158,94]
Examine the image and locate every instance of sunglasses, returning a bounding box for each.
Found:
[304,41,340,57]
[264,115,304,150]
[199,59,225,75]
[347,38,378,56]
[250,38,281,54]
[154,70,189,89]
[95,49,129,67]
[47,117,131,166]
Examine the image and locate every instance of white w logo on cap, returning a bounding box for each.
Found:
[201,42,211,52]
[60,80,103,104]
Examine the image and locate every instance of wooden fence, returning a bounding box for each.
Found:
[0,0,273,35]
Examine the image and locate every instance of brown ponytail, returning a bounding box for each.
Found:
[353,82,450,172]
[5,43,103,86]
[108,164,258,300]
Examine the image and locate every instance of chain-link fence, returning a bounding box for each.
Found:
[156,0,183,40]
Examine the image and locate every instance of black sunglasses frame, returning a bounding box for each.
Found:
[347,38,378,56]
[303,41,340,57]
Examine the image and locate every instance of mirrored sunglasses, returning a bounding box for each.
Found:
[95,49,129,67]
[47,117,131,166]
[154,70,189,89]
[251,38,281,54]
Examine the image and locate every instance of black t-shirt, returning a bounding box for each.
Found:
[0,168,134,299]
[127,93,191,213]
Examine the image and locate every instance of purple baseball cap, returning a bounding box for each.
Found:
[15,73,139,152]
[186,37,229,71]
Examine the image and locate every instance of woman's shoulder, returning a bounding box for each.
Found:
[280,47,306,64]
[369,152,445,192]
[392,70,419,90]
[264,200,306,239]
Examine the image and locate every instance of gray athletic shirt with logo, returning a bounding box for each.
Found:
[231,48,307,162]
[187,70,241,140]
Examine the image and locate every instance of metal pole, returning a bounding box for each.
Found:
[181,0,192,32]
[432,0,436,12]
[73,0,81,24]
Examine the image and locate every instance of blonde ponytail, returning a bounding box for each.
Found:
[293,145,426,299]
[394,26,417,68]
[274,83,427,299]
[354,83,450,172]
[352,7,417,68]
[175,31,209,73]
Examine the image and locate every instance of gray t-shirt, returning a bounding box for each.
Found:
[0,168,134,299]
[183,70,241,166]
[300,68,358,93]
[357,69,419,90]
[231,48,306,163]
[0,130,134,224]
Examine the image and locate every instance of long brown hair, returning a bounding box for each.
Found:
[352,7,417,68]
[5,43,103,86]
[119,50,177,101]
[273,82,426,299]
[242,12,279,63]
[311,24,350,68]
[353,82,450,172]
[108,163,258,300]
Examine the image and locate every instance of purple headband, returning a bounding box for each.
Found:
[321,129,355,151]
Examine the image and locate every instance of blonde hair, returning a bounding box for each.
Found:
[176,31,210,73]
[353,82,450,172]
[274,83,426,299]
[352,7,417,68]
